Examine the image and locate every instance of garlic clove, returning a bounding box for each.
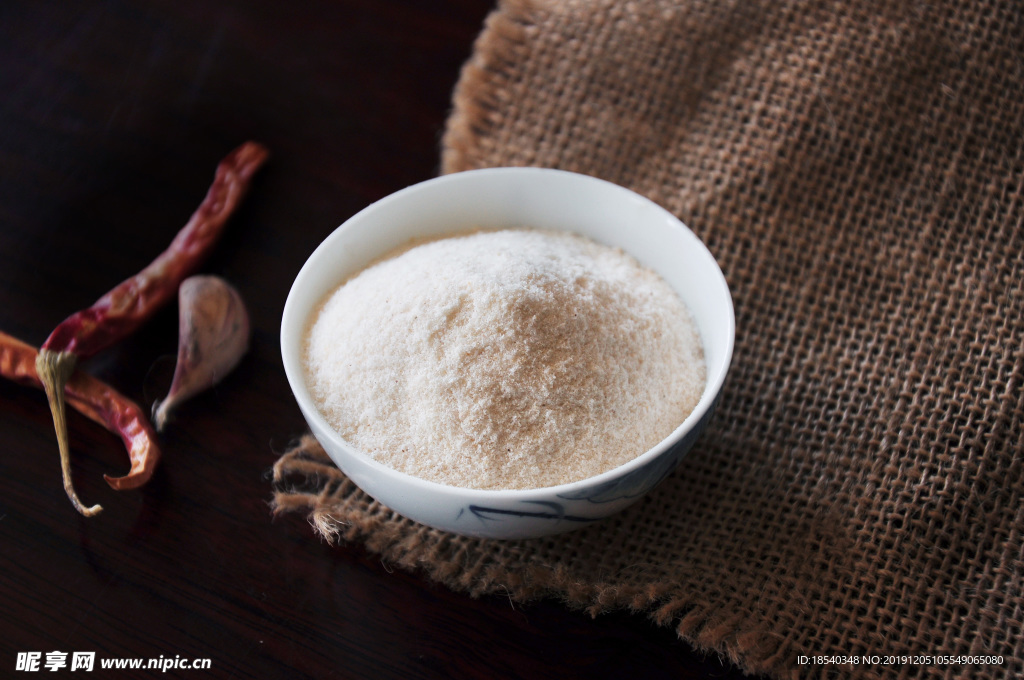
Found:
[153,275,250,431]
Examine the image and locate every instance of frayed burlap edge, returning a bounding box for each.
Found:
[271,435,785,678]
[441,0,542,176]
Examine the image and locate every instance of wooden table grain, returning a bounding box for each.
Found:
[0,2,754,678]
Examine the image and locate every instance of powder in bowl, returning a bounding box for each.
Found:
[303,229,705,490]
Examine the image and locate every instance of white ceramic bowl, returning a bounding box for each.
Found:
[281,168,733,540]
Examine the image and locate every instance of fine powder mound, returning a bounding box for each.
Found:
[303,229,706,490]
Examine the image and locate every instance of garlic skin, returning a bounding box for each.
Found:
[153,275,250,431]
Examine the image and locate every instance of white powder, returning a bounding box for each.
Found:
[303,229,705,490]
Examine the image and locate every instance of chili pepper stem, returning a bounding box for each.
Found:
[35,349,103,517]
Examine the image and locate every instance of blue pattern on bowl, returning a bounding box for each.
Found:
[458,500,598,525]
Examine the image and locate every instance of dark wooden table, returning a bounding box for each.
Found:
[0,2,752,678]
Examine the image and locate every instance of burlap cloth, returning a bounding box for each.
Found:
[272,1,1024,677]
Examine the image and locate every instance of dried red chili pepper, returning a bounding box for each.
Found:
[35,141,268,516]
[2,331,161,515]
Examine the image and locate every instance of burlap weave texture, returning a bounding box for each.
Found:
[273,1,1024,677]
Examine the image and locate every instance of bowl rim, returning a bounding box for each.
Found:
[281,166,735,500]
